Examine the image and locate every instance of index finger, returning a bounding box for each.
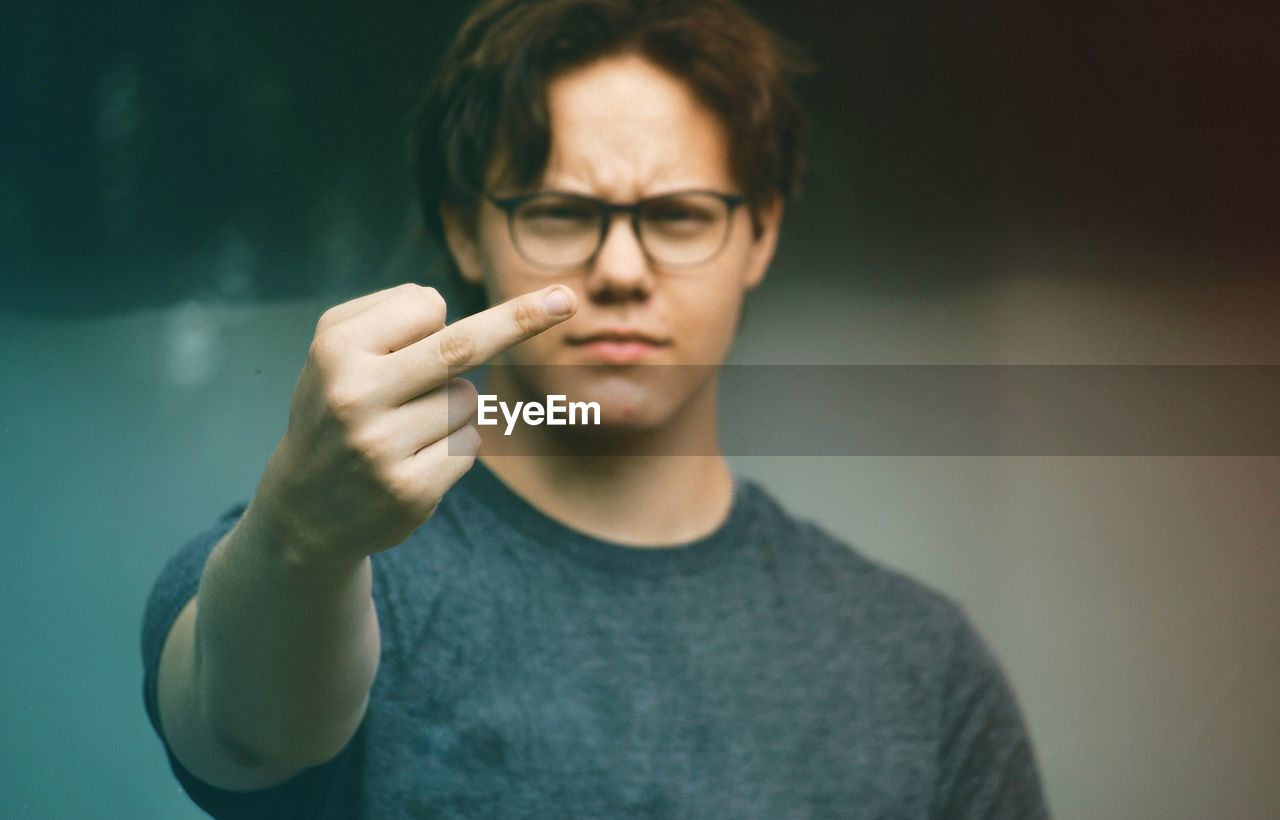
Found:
[389,284,577,394]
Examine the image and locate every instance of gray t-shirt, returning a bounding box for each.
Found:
[142,460,1048,818]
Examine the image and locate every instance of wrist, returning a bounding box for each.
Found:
[236,493,365,583]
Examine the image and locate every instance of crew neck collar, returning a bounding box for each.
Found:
[456,457,756,578]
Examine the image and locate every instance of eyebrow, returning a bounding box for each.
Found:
[529,187,740,202]
[536,168,731,200]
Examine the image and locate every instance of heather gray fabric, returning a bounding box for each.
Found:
[142,459,1048,818]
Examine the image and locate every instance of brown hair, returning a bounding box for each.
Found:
[408,0,810,308]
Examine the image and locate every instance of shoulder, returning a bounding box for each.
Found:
[741,481,1047,812]
[740,479,976,663]
[743,479,965,618]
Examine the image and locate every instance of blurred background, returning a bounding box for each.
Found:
[1,0,1277,816]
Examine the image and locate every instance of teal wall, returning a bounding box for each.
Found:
[2,0,1277,816]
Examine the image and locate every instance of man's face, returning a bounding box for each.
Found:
[444,53,781,433]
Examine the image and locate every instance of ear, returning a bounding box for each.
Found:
[742,195,783,291]
[439,204,485,285]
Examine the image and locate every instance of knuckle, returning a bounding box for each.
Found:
[443,391,477,429]
[338,420,371,452]
[415,289,447,326]
[417,285,446,312]
[385,465,431,508]
[451,449,478,476]
[308,329,346,366]
[512,300,542,337]
[324,381,364,417]
[438,330,477,367]
[447,377,479,407]
[345,425,384,463]
[317,297,353,326]
[458,424,482,455]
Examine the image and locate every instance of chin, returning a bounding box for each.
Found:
[556,369,677,426]
[545,410,685,457]
[524,365,694,433]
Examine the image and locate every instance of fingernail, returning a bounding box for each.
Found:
[543,287,572,317]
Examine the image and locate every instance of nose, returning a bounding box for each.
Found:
[584,212,654,301]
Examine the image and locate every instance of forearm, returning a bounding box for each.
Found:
[171,498,380,774]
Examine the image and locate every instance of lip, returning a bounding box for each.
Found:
[566,330,671,363]
[575,339,665,363]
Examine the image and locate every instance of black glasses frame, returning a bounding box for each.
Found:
[484,189,748,270]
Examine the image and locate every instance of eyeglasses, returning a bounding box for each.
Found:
[484,189,747,271]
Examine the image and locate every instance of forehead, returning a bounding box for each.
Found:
[539,53,735,198]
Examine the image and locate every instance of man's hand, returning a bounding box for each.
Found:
[253,282,577,567]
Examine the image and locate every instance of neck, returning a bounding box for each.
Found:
[476,371,733,547]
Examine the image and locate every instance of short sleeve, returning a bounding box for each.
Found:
[140,503,363,819]
[932,610,1050,819]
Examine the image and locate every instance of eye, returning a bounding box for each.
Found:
[519,198,597,225]
[642,197,721,237]
[646,202,714,224]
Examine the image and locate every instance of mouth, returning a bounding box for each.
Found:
[565,331,671,363]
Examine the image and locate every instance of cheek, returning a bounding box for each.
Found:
[669,278,745,358]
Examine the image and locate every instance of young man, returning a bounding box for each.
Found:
[142,0,1048,816]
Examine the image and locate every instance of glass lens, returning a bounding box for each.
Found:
[512,194,602,268]
[639,193,731,266]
